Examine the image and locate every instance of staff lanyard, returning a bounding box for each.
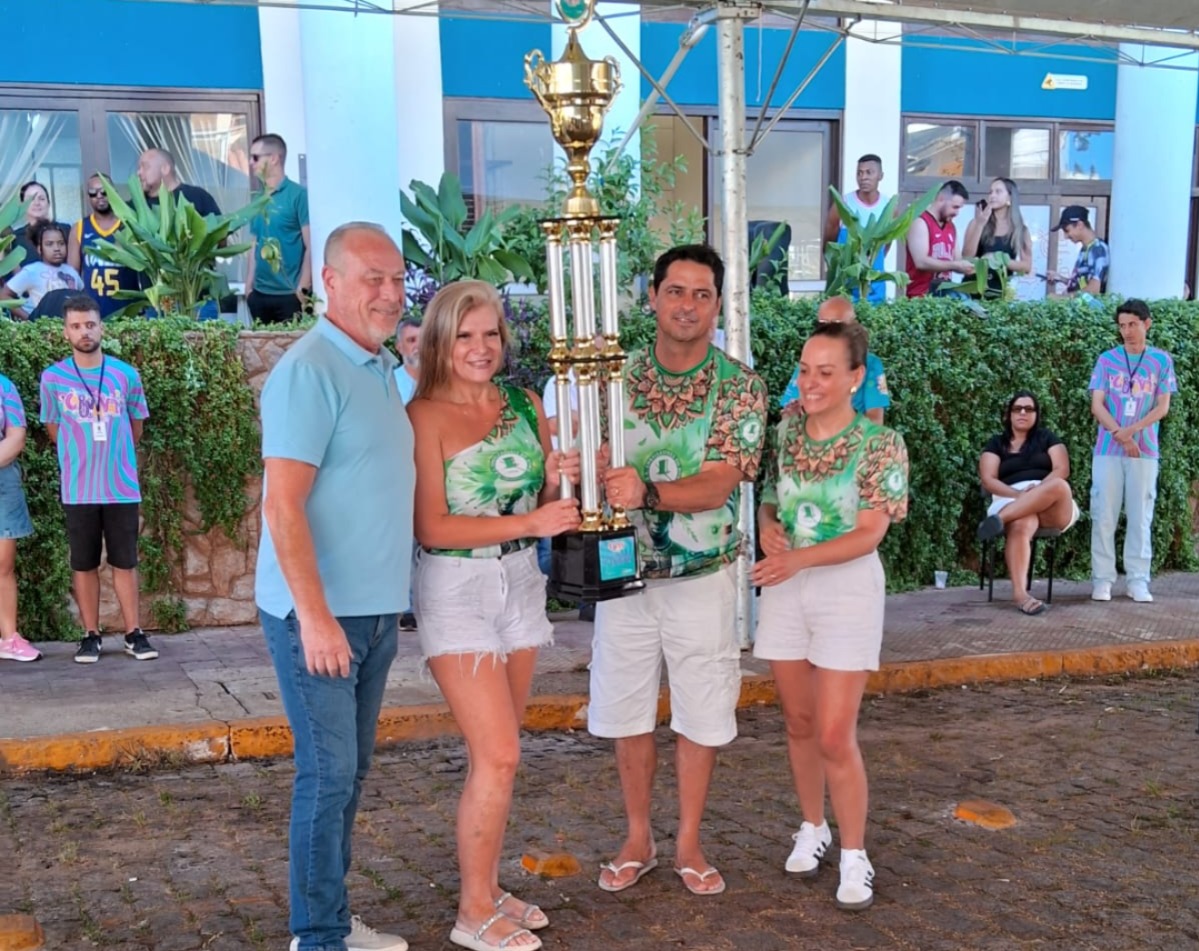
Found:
[71,356,106,418]
[1121,347,1147,394]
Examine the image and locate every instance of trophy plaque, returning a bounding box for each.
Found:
[525,2,643,602]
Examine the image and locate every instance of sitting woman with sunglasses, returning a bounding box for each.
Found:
[976,390,1080,616]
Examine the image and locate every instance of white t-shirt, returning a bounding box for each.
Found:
[541,373,579,451]
[5,261,84,308]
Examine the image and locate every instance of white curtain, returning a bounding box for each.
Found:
[0,111,69,203]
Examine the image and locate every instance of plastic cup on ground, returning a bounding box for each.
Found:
[934,570,948,590]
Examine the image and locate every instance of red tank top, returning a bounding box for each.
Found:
[905,211,957,298]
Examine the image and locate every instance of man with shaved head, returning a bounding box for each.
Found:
[136,147,221,217]
[779,296,891,424]
[256,222,413,951]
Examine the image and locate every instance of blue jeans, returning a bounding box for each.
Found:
[1090,455,1159,586]
[261,610,398,951]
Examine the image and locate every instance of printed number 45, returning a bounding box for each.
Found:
[90,270,120,296]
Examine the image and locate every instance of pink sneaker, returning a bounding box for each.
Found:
[0,633,42,662]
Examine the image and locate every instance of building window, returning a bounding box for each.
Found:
[1058,129,1115,181]
[984,126,1050,180]
[0,108,84,226]
[456,118,555,217]
[905,122,977,179]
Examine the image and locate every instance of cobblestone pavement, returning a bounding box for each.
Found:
[1,671,1197,951]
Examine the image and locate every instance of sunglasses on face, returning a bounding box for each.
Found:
[87,189,105,198]
[1011,405,1037,414]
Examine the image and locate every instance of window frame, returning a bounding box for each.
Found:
[0,83,262,192]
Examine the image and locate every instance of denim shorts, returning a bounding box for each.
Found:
[0,463,33,540]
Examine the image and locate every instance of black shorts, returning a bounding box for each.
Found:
[64,503,141,571]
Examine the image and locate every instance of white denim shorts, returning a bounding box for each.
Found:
[753,552,886,671]
[588,563,740,747]
[987,479,1081,530]
[413,545,553,661]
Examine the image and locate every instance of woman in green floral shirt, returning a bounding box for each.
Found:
[408,280,580,951]
[751,321,909,913]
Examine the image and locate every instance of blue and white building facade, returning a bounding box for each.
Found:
[6,1,1197,299]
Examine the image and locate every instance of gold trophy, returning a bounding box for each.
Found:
[525,1,643,602]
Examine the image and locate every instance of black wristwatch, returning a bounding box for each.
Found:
[643,481,661,511]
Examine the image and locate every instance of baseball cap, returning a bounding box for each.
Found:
[1051,205,1089,231]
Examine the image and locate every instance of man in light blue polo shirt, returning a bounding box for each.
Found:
[779,295,891,424]
[256,222,413,951]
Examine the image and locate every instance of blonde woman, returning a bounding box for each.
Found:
[407,280,580,951]
[963,177,1033,297]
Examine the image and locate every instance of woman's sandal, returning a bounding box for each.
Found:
[450,911,542,951]
[1019,596,1048,616]
[597,852,659,893]
[675,865,727,896]
[495,891,549,931]
[977,514,1005,541]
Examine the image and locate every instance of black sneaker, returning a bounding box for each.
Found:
[124,629,159,661]
[399,612,417,632]
[74,631,102,664]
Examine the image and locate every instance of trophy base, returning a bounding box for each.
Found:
[548,527,644,603]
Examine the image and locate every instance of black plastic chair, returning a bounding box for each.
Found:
[977,493,1062,603]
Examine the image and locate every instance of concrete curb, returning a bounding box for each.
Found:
[2,639,1196,775]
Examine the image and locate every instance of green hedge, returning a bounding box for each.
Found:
[509,293,1199,591]
[0,319,259,641]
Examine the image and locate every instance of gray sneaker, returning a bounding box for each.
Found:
[289,917,409,951]
[74,632,102,664]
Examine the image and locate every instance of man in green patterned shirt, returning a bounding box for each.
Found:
[592,245,767,898]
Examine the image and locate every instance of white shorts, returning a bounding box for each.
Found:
[413,545,553,660]
[753,552,886,671]
[987,480,1081,530]
[588,563,740,747]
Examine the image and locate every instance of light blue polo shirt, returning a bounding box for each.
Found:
[255,316,415,618]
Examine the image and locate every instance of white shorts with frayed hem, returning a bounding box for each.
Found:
[753,552,886,672]
[588,563,740,747]
[413,545,553,662]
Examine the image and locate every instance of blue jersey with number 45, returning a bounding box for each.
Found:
[74,216,140,319]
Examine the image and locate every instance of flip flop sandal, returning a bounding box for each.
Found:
[495,891,549,931]
[597,856,659,893]
[977,514,1005,541]
[1019,597,1048,616]
[450,911,542,951]
[675,865,727,896]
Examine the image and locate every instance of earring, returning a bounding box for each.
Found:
[850,386,858,394]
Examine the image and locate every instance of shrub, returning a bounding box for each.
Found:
[506,292,1199,590]
[1,319,259,639]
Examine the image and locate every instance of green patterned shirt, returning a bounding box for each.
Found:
[622,346,767,580]
[430,385,545,559]
[762,407,909,547]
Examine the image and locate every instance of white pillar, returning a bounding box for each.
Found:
[257,5,308,174]
[1109,45,1198,299]
[299,8,404,297]
[842,20,902,283]
[553,3,641,163]
[395,3,446,197]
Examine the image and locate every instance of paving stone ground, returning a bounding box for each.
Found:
[1,670,1196,951]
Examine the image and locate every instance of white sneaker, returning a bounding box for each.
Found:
[1091,582,1112,602]
[785,820,832,876]
[290,918,409,951]
[836,849,875,910]
[1127,583,1154,603]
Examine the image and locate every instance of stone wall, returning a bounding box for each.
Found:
[95,332,303,631]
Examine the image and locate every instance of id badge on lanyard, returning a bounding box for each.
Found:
[92,418,108,442]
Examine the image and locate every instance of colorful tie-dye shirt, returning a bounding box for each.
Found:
[1088,345,1177,459]
[0,373,26,440]
[39,356,149,503]
[621,346,767,580]
[761,408,909,547]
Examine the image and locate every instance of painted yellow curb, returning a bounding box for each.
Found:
[2,639,1196,775]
